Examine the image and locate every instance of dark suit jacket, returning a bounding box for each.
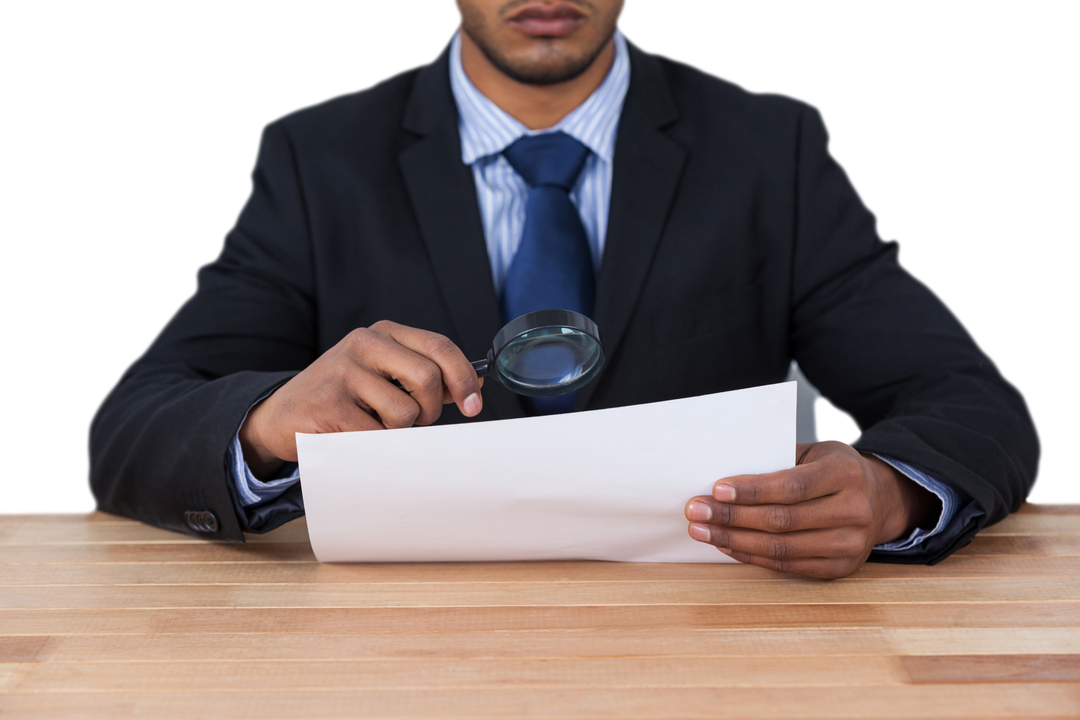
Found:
[90,42,1039,564]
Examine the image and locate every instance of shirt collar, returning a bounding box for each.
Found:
[449,30,630,166]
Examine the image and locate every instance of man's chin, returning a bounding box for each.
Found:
[497,60,593,86]
[481,43,608,86]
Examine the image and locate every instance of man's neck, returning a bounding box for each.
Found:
[459,31,615,131]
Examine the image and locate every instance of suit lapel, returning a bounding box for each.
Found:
[398,49,525,420]
[576,44,687,410]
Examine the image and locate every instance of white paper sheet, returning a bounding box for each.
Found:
[297,381,795,563]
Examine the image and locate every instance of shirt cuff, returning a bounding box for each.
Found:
[228,399,301,507]
[871,455,960,553]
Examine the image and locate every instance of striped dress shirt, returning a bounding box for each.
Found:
[228,31,958,554]
[450,30,630,293]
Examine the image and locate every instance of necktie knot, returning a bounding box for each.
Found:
[503,131,590,191]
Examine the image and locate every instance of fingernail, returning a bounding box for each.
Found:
[714,484,736,502]
[689,523,711,542]
[686,501,712,522]
[463,393,482,417]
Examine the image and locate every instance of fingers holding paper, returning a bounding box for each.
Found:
[685,441,936,579]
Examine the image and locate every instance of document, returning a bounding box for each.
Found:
[298,382,796,563]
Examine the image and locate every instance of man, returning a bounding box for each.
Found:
[90,0,1038,579]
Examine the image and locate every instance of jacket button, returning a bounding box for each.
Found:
[185,510,219,533]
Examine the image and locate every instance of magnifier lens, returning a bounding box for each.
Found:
[495,327,603,397]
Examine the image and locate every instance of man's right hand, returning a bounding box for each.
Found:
[238,321,483,479]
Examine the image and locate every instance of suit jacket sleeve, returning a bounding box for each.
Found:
[90,121,317,541]
[788,106,1039,563]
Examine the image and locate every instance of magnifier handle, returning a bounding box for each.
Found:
[471,356,491,378]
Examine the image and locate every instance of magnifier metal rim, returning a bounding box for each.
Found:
[492,309,602,356]
[491,309,605,395]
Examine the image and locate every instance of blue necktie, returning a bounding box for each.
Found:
[501,131,595,415]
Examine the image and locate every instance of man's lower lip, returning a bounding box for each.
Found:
[509,16,585,37]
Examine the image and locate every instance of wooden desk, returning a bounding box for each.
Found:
[1,505,1078,718]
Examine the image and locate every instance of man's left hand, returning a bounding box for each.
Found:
[684,441,939,579]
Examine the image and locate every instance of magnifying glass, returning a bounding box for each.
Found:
[392,310,604,398]
[472,309,605,398]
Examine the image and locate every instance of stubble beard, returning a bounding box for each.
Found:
[460,4,616,86]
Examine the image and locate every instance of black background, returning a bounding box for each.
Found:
[52,7,1062,511]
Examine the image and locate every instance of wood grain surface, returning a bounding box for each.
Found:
[1,504,1078,719]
